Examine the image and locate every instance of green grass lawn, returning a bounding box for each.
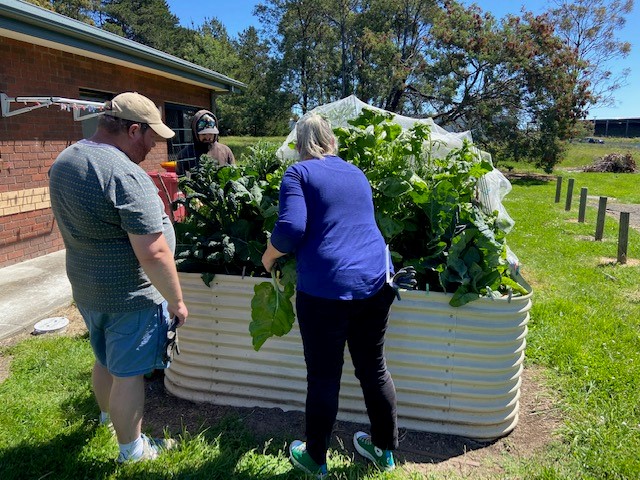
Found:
[561,137,640,170]
[503,175,640,478]
[1,138,639,479]
[225,136,287,162]
[494,137,639,175]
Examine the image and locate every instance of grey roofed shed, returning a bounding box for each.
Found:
[0,0,245,93]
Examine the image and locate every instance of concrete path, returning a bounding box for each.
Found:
[0,250,72,341]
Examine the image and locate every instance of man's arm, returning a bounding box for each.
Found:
[128,232,188,326]
[227,145,236,165]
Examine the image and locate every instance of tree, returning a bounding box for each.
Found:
[416,3,522,128]
[180,18,237,75]
[397,2,592,171]
[25,0,100,24]
[548,0,633,110]
[514,11,593,171]
[356,0,438,112]
[256,0,340,113]
[320,0,360,99]
[216,27,296,136]
[99,0,189,55]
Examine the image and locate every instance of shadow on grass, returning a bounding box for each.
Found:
[142,373,496,477]
[504,172,555,187]
[0,430,118,480]
[0,370,495,479]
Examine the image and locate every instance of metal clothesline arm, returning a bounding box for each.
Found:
[1,93,105,120]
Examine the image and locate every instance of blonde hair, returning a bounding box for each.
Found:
[295,113,337,160]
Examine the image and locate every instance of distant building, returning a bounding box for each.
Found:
[592,117,640,138]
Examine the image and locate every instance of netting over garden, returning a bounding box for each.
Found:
[277,95,473,161]
[277,95,516,238]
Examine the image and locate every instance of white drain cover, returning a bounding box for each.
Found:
[33,317,69,334]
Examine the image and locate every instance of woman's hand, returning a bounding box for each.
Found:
[262,241,286,272]
[262,252,275,272]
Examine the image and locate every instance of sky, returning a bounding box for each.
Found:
[166,0,639,120]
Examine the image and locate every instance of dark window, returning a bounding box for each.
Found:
[165,103,199,161]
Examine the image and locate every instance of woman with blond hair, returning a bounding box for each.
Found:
[262,113,398,477]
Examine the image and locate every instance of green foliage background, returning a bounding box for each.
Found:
[24,0,635,171]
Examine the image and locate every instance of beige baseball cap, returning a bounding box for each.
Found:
[105,92,175,139]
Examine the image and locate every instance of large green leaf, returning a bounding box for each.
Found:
[378,176,412,197]
[249,275,295,351]
[376,213,405,240]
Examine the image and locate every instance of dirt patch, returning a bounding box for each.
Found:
[0,354,11,384]
[503,172,556,184]
[144,356,560,477]
[144,363,561,477]
[598,257,640,267]
[0,304,562,477]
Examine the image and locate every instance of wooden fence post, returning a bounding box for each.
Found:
[565,178,574,211]
[617,212,630,264]
[555,177,562,203]
[595,197,608,241]
[578,187,588,223]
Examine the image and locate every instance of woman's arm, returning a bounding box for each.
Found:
[263,167,307,270]
[261,240,286,272]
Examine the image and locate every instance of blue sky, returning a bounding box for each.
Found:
[166,0,639,119]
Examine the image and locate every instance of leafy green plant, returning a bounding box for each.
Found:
[175,113,527,350]
[175,142,298,350]
[335,109,526,306]
[173,142,287,285]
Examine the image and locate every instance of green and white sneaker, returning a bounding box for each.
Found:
[289,440,328,478]
[353,431,395,471]
[117,433,177,463]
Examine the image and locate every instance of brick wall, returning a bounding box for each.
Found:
[0,37,212,269]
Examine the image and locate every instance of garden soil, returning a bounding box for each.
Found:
[0,303,563,478]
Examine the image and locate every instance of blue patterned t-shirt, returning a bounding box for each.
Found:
[49,140,174,312]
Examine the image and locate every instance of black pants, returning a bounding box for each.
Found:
[296,285,398,466]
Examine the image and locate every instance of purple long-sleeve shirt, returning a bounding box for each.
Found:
[270,155,390,300]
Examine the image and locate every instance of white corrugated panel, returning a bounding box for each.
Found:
[165,273,533,439]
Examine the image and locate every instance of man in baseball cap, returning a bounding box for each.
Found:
[49,91,187,462]
[106,91,175,139]
[176,109,235,174]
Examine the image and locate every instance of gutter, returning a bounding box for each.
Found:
[0,0,245,92]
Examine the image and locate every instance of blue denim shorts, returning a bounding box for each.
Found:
[78,302,171,377]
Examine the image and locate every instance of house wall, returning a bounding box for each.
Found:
[0,36,211,268]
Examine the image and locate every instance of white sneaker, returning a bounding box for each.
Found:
[117,433,177,463]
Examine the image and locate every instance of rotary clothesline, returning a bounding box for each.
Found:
[0,93,105,120]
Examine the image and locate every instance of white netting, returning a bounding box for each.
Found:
[276,95,474,161]
[276,95,516,254]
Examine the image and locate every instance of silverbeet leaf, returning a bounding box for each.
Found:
[249,275,295,351]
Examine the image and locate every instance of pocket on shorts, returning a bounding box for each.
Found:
[108,311,143,337]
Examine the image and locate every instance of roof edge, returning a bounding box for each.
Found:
[0,0,245,91]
